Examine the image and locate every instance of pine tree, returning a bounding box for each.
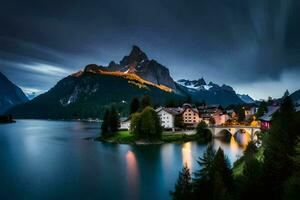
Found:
[243,141,258,159]
[109,106,120,133]
[193,145,215,199]
[212,148,233,195]
[236,141,263,200]
[283,138,300,199]
[130,97,140,114]
[141,95,152,110]
[256,101,268,118]
[193,147,233,200]
[262,96,299,199]
[101,109,110,136]
[170,164,193,200]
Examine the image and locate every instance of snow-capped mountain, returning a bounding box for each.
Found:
[237,94,255,103]
[176,79,243,105]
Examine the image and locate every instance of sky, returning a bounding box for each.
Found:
[0,0,299,100]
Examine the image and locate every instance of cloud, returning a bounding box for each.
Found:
[0,0,299,99]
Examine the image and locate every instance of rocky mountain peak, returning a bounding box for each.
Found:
[120,45,148,66]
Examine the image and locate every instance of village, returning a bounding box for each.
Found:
[119,102,287,134]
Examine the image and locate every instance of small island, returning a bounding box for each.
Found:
[97,130,204,145]
[97,96,212,145]
[0,115,15,124]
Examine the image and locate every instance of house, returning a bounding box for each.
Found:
[259,106,280,130]
[198,104,227,125]
[155,107,182,130]
[243,105,258,120]
[182,104,201,126]
[226,109,237,120]
[120,117,131,130]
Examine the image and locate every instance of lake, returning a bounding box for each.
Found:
[0,120,249,200]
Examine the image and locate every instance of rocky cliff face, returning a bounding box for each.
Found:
[0,72,28,114]
[88,45,176,89]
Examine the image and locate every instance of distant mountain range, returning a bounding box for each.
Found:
[0,72,28,114]
[290,89,300,103]
[7,46,254,119]
[237,94,255,104]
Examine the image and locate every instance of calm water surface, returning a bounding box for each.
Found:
[0,120,249,200]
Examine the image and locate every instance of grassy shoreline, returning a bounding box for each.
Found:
[96,130,207,145]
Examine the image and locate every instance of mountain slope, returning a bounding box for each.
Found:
[7,46,247,119]
[0,72,28,114]
[176,79,243,106]
[290,89,300,104]
[237,94,255,103]
[8,71,183,119]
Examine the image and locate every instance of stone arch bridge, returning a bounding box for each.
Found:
[207,125,261,139]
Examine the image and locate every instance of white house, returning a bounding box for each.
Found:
[119,118,131,130]
[155,107,181,130]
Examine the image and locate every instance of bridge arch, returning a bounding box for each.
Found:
[215,129,232,138]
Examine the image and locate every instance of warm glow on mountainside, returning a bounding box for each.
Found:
[79,67,173,93]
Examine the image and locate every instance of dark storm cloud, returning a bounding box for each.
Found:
[0,0,299,97]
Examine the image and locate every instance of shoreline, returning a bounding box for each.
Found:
[91,130,209,145]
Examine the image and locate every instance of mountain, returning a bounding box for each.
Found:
[8,46,245,119]
[0,72,28,114]
[237,94,255,103]
[176,79,244,106]
[290,89,300,102]
[8,68,183,119]
[98,45,176,89]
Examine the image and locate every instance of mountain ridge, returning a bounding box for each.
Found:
[7,45,251,118]
[0,72,28,114]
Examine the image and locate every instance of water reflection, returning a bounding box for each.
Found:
[234,131,251,148]
[126,150,139,199]
[182,142,192,171]
[0,120,250,200]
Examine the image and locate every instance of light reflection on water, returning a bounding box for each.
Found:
[0,120,250,200]
[126,150,139,199]
[182,142,193,171]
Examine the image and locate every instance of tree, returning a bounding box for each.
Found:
[256,101,268,118]
[212,148,233,195]
[284,89,290,98]
[170,164,193,200]
[193,147,233,200]
[235,106,245,123]
[283,138,300,199]
[209,117,216,126]
[174,114,184,129]
[243,141,258,159]
[101,106,120,136]
[131,106,162,140]
[130,97,140,114]
[193,145,216,199]
[141,95,152,110]
[236,141,263,200]
[101,109,110,136]
[196,121,212,141]
[109,106,120,133]
[262,96,299,199]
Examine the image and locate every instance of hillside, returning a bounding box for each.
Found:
[0,72,28,114]
[8,71,183,119]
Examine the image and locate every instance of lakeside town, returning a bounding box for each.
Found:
[119,97,300,133]
[1,0,300,199]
